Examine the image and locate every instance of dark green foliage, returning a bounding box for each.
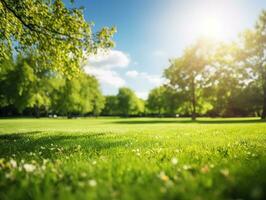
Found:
[238,11,266,118]
[101,95,119,116]
[55,74,105,117]
[146,85,180,116]
[0,55,105,117]
[101,89,144,117]
[117,87,144,116]
[0,55,53,116]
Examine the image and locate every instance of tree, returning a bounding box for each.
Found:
[0,54,14,108]
[204,42,246,117]
[147,87,165,116]
[0,54,52,117]
[89,78,105,116]
[117,87,143,117]
[101,95,119,116]
[239,10,266,119]
[164,39,212,120]
[55,73,104,117]
[0,0,116,76]
[0,53,105,117]
[146,85,180,116]
[224,84,262,117]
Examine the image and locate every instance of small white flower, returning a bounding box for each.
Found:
[158,171,169,182]
[183,165,190,170]
[220,168,229,177]
[43,159,49,165]
[23,163,36,172]
[88,179,97,187]
[80,172,87,177]
[171,157,178,165]
[10,159,17,168]
[5,173,13,179]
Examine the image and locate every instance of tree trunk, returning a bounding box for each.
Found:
[34,105,40,118]
[67,112,72,119]
[261,83,266,119]
[191,77,196,120]
[159,107,162,118]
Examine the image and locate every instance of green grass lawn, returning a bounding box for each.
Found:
[0,117,265,200]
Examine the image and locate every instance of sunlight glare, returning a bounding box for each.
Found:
[198,16,223,39]
[189,12,227,42]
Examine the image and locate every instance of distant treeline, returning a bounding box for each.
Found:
[1,11,266,119]
[0,53,262,118]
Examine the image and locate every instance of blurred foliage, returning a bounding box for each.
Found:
[116,87,144,116]
[0,54,105,117]
[163,10,266,119]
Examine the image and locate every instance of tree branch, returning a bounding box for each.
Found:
[0,0,86,41]
[0,0,35,32]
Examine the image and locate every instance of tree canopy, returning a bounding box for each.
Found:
[0,54,105,117]
[0,0,116,76]
[117,87,144,116]
[146,85,180,116]
[164,39,213,120]
[238,11,266,118]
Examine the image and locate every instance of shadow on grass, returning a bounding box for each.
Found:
[112,119,265,124]
[0,131,128,159]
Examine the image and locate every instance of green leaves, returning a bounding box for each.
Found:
[0,54,105,116]
[116,87,144,116]
[0,0,116,76]
[55,73,105,116]
[164,39,214,119]
[147,86,180,115]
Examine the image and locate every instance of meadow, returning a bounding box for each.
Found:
[0,117,265,200]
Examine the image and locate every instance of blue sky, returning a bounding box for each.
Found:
[67,0,266,99]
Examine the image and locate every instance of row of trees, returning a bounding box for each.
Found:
[102,88,144,116]
[162,11,266,119]
[0,49,263,118]
[104,11,265,119]
[0,55,105,117]
[0,56,148,117]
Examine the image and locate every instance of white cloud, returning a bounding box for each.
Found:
[126,70,139,78]
[153,50,167,57]
[88,49,130,69]
[125,70,164,86]
[85,67,126,88]
[142,73,164,85]
[136,91,149,100]
[85,49,130,89]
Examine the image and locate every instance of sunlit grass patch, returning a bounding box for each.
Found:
[0,118,265,200]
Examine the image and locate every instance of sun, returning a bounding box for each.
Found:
[192,13,224,41]
[199,17,223,39]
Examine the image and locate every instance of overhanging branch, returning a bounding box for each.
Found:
[0,0,86,41]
